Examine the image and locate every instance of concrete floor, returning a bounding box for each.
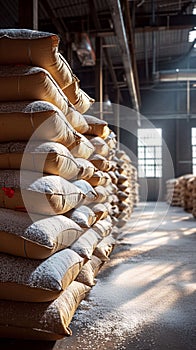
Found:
[1,202,196,350]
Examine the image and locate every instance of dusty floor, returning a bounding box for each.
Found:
[1,202,196,350]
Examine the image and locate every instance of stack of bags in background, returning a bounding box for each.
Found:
[166,178,182,206]
[179,174,195,212]
[187,176,196,218]
[166,174,196,218]
[0,29,138,340]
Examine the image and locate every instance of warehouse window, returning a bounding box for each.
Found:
[191,128,196,174]
[188,6,196,47]
[137,128,162,178]
[188,28,196,47]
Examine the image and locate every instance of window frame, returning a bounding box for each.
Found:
[137,128,162,178]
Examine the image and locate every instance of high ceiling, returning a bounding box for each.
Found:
[0,0,196,111]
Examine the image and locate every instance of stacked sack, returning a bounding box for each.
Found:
[0,29,140,340]
[178,174,194,212]
[166,175,196,217]
[0,29,108,340]
[166,178,182,206]
[188,176,196,218]
[130,165,139,206]
[71,115,118,265]
[114,150,137,227]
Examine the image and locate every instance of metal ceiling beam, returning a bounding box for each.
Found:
[60,12,196,34]
[123,0,141,106]
[135,14,196,30]
[108,0,140,117]
[157,69,196,82]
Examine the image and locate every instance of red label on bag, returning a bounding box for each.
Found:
[2,187,15,198]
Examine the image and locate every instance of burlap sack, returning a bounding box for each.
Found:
[76,255,103,287]
[70,228,101,260]
[0,249,83,302]
[68,133,95,159]
[0,101,80,147]
[0,208,83,259]
[0,170,85,215]
[93,235,116,261]
[0,141,81,180]
[76,158,95,180]
[92,217,113,237]
[90,203,109,221]
[63,80,95,114]
[66,106,89,133]
[0,29,76,90]
[0,281,90,340]
[65,205,96,228]
[85,136,110,157]
[72,179,97,204]
[87,171,111,187]
[83,115,110,138]
[0,65,69,115]
[89,154,111,171]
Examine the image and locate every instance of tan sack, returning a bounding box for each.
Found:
[70,228,101,260]
[118,201,130,211]
[90,203,109,221]
[76,255,103,287]
[93,235,116,261]
[104,202,113,216]
[66,106,89,133]
[109,194,119,205]
[0,65,69,115]
[0,249,83,302]
[89,154,111,171]
[0,29,76,90]
[108,170,118,185]
[87,171,111,187]
[85,136,110,157]
[83,115,110,138]
[104,131,117,149]
[0,170,85,215]
[65,205,96,228]
[0,208,83,259]
[63,80,95,114]
[68,133,95,159]
[0,141,81,180]
[86,171,105,187]
[117,190,129,201]
[92,217,113,237]
[75,158,95,180]
[0,281,90,340]
[0,101,80,147]
[93,185,108,203]
[72,179,97,203]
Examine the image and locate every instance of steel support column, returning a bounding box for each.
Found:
[95,36,103,119]
[108,0,140,122]
[18,0,38,29]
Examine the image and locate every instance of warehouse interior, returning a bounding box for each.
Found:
[0,0,196,349]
